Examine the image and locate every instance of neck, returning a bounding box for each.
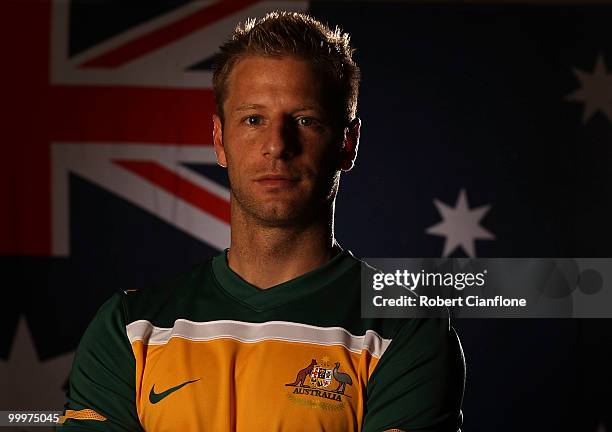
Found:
[227,201,341,289]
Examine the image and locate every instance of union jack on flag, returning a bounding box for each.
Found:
[2,0,307,257]
[0,0,307,413]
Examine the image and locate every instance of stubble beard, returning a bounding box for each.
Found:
[229,170,341,229]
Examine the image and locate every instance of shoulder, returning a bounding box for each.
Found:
[375,316,463,367]
[74,258,215,358]
[120,257,215,326]
[76,291,129,349]
[364,316,465,432]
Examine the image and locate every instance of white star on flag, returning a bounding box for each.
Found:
[0,316,74,411]
[426,188,495,257]
[566,54,612,124]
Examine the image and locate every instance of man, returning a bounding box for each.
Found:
[58,11,465,431]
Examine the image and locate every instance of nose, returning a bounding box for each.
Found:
[262,115,299,160]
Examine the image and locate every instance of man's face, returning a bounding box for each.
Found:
[213,55,358,227]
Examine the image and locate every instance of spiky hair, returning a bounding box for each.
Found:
[212,11,360,125]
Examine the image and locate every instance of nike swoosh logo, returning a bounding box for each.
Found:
[149,379,200,404]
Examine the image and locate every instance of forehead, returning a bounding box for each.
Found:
[224,55,327,108]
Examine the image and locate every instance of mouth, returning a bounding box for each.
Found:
[254,174,300,187]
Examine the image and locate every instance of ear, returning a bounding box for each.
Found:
[339,117,360,171]
[213,114,227,168]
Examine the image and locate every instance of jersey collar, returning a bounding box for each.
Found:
[211,249,358,311]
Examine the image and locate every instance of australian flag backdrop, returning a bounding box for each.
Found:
[1,0,612,431]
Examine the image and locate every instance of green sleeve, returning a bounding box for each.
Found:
[57,292,143,431]
[363,318,466,432]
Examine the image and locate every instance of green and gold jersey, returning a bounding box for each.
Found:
[57,250,465,431]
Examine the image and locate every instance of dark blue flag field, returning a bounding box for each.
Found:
[1,1,611,430]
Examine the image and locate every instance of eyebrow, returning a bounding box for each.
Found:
[293,105,318,112]
[233,104,320,112]
[234,104,265,112]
